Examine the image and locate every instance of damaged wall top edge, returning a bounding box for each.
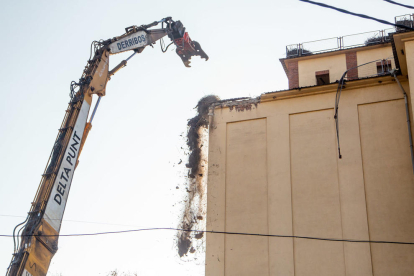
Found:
[210,96,261,111]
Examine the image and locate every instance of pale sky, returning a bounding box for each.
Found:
[0,0,410,275]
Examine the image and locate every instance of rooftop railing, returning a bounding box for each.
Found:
[286,29,394,58]
[395,14,414,31]
[286,14,414,58]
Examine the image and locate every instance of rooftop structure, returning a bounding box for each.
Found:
[279,15,413,89]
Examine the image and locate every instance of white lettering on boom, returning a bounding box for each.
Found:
[44,100,90,232]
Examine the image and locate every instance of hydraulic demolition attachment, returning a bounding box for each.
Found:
[6,17,208,276]
[168,21,209,67]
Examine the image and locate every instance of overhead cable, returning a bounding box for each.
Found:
[299,0,414,31]
[0,214,150,228]
[334,58,395,159]
[2,227,414,245]
[384,0,414,9]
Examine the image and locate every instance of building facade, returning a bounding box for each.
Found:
[205,23,414,276]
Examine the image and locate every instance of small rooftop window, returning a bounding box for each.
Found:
[376,60,392,75]
[316,70,330,86]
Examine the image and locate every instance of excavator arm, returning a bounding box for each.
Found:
[6,17,207,276]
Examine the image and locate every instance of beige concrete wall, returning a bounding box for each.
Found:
[206,79,413,275]
[290,109,345,276]
[356,46,395,78]
[404,40,414,131]
[358,99,414,275]
[225,119,269,276]
[298,54,346,87]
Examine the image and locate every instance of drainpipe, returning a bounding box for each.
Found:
[391,70,414,173]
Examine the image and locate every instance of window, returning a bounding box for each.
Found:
[316,70,330,86]
[376,60,392,75]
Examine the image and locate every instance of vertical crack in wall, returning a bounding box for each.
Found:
[177,95,220,258]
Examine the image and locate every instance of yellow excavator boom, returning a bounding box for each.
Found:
[6,17,208,276]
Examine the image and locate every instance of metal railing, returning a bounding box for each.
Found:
[285,13,414,58]
[395,14,414,31]
[286,29,394,58]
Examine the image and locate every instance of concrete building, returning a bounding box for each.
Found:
[205,15,414,276]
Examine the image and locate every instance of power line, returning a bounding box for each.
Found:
[0,214,149,228]
[1,227,414,245]
[299,0,414,31]
[384,0,414,9]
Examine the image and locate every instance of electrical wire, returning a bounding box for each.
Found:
[299,0,414,31]
[0,214,150,228]
[334,58,393,159]
[1,227,414,245]
[334,74,346,159]
[384,0,414,9]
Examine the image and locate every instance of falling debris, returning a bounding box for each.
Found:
[177,95,220,258]
[195,231,204,240]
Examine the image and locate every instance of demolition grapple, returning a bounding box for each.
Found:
[168,21,209,67]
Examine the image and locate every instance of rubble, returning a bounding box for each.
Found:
[177,95,219,257]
